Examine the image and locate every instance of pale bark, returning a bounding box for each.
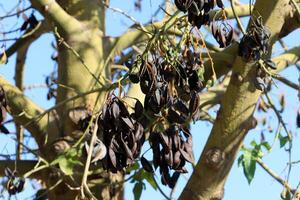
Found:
[179,0,292,199]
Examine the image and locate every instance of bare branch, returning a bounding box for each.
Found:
[5,21,49,59]
[0,76,58,146]
[0,160,39,178]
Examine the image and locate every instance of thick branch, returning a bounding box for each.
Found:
[15,42,30,160]
[0,76,57,146]
[179,1,291,199]
[30,0,82,33]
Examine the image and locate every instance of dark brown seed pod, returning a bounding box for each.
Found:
[189,92,200,115]
[159,132,170,148]
[168,172,180,189]
[254,77,265,91]
[173,151,182,169]
[297,110,300,128]
[141,156,154,173]
[211,20,234,48]
[0,125,9,134]
[179,148,195,164]
[175,0,194,12]
[134,100,144,119]
[108,146,117,168]
[0,106,7,124]
[264,59,276,70]
[216,0,224,8]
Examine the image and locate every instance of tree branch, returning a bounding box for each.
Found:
[15,42,30,160]
[179,1,292,199]
[0,160,39,178]
[5,21,49,59]
[29,0,82,33]
[0,76,58,147]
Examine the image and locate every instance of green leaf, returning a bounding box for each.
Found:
[58,156,74,175]
[142,171,157,190]
[242,150,257,184]
[133,182,143,200]
[278,134,289,148]
[126,161,140,173]
[50,147,83,176]
[261,142,271,151]
[237,154,244,167]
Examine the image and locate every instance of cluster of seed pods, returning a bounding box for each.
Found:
[141,125,194,188]
[239,17,271,61]
[175,0,224,28]
[98,96,146,173]
[124,47,204,187]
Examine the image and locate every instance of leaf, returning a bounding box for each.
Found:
[237,154,244,167]
[142,171,157,190]
[57,156,74,175]
[51,147,83,175]
[261,142,271,151]
[126,161,140,173]
[133,182,143,200]
[278,134,289,148]
[241,150,257,184]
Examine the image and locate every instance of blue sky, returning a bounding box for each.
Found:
[1,0,300,199]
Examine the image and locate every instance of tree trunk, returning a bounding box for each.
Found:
[30,0,123,199]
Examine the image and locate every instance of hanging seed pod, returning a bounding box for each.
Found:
[211,19,234,48]
[297,110,300,128]
[5,168,25,195]
[99,95,145,172]
[239,16,270,61]
[264,59,277,70]
[141,156,154,173]
[174,0,193,13]
[254,77,265,91]
[216,0,224,8]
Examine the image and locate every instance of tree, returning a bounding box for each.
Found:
[0,0,300,199]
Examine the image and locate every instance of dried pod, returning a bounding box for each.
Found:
[141,156,154,173]
[297,110,300,128]
[254,77,265,91]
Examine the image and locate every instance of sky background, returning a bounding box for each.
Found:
[0,0,300,199]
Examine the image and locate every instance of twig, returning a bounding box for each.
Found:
[153,174,171,200]
[80,115,99,200]
[23,74,128,129]
[264,92,291,140]
[54,27,109,86]
[256,158,295,193]
[0,7,31,20]
[101,1,150,35]
[274,76,299,90]
[230,0,246,34]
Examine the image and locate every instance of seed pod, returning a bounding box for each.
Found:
[264,59,277,70]
[141,156,154,173]
[179,148,195,164]
[254,77,265,91]
[168,172,180,189]
[297,110,300,128]
[216,0,224,8]
[189,92,200,115]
